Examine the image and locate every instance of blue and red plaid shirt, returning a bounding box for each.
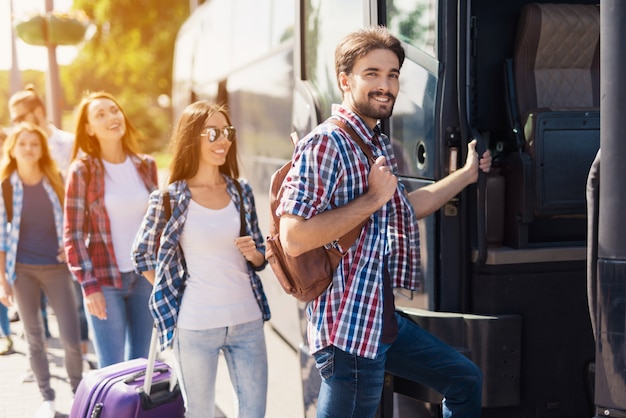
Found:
[63,154,158,297]
[277,105,421,359]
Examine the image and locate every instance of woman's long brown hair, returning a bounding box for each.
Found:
[72,91,142,161]
[0,122,65,204]
[168,101,239,184]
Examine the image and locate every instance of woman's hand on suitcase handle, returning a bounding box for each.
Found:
[85,291,107,320]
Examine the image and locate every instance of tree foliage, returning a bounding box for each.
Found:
[61,0,189,152]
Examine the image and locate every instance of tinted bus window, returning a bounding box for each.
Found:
[224,0,295,161]
[387,0,437,57]
[172,13,201,120]
[271,0,295,46]
[191,0,232,99]
[232,0,294,70]
[391,60,437,179]
[303,0,365,119]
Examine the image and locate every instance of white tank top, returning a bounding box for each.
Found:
[177,199,261,330]
[102,157,149,272]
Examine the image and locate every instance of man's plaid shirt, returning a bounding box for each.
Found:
[277,105,421,359]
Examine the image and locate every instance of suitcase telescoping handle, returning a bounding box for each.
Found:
[124,366,170,384]
[142,326,178,395]
[143,327,159,395]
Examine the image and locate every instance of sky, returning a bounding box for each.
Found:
[0,0,78,71]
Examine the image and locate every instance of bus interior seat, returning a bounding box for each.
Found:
[503,2,600,248]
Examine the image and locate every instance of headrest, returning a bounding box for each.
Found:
[514,3,600,113]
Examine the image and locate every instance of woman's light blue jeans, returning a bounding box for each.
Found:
[314,312,483,418]
[173,318,268,418]
[86,271,153,367]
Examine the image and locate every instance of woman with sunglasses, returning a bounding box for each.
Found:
[132,101,270,418]
[64,92,158,368]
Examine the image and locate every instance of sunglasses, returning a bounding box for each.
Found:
[200,126,236,143]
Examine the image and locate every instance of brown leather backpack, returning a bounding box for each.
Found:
[265,119,375,302]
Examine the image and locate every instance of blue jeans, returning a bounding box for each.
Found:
[173,319,267,418]
[87,271,153,367]
[0,303,9,337]
[73,280,89,342]
[314,313,483,418]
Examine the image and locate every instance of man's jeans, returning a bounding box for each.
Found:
[173,318,268,418]
[87,271,153,367]
[314,312,483,418]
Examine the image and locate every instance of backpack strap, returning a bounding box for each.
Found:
[159,190,187,278]
[232,179,246,237]
[329,118,377,164]
[78,158,92,237]
[163,191,172,219]
[326,118,378,251]
[79,156,92,190]
[2,179,12,223]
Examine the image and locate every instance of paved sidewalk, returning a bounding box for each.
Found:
[0,309,88,417]
[0,307,303,417]
[0,310,222,418]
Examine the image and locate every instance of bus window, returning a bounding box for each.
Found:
[271,0,295,46]
[231,0,294,71]
[232,0,272,70]
[387,0,437,58]
[391,59,437,179]
[191,0,232,96]
[303,0,365,119]
[171,13,200,121]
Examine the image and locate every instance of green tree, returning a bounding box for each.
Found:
[62,0,189,153]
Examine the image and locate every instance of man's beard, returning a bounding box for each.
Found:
[352,92,396,120]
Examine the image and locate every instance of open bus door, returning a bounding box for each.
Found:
[592,1,626,416]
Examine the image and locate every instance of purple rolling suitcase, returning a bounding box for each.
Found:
[70,329,185,418]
